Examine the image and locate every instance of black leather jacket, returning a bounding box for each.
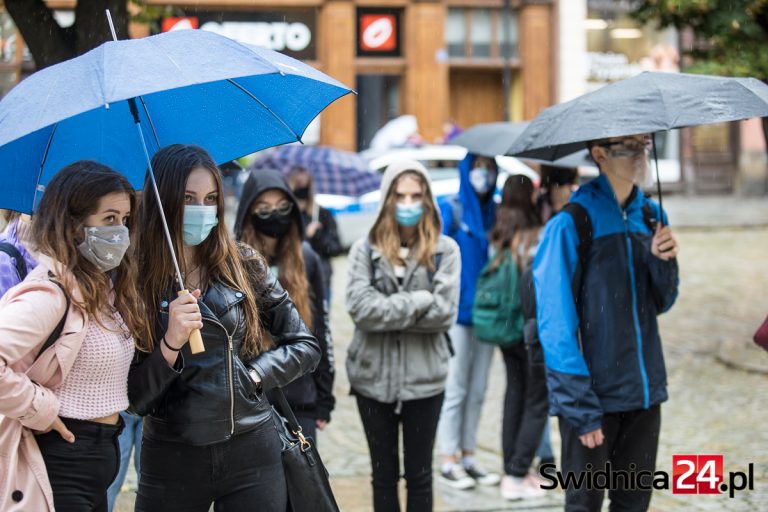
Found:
[128,256,321,446]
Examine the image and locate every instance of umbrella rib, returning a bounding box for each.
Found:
[648,74,671,128]
[32,122,59,211]
[226,78,302,143]
[138,96,162,149]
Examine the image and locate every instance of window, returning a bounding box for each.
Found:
[445,8,518,60]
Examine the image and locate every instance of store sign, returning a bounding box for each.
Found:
[357,9,401,57]
[360,15,396,51]
[162,17,199,32]
[160,11,316,60]
[201,21,311,53]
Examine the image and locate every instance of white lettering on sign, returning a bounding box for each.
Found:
[362,18,393,50]
[200,21,312,52]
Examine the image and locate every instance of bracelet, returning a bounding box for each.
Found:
[162,336,182,352]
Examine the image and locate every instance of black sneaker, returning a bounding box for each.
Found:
[464,464,501,486]
[439,464,476,490]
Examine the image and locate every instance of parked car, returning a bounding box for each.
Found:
[322,145,540,248]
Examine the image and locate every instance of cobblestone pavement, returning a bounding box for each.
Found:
[117,226,768,512]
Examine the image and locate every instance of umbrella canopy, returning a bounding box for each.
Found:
[451,122,529,158]
[507,72,768,160]
[250,145,380,197]
[0,29,352,213]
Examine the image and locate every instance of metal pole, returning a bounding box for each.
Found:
[652,132,664,225]
[107,9,204,353]
[501,0,512,122]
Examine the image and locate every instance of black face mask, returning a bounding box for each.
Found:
[251,211,294,239]
[293,186,311,200]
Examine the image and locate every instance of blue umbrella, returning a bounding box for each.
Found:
[0,29,352,214]
[0,26,351,353]
[250,145,381,197]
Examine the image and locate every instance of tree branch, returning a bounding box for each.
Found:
[5,0,74,68]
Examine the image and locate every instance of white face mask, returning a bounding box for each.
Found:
[470,168,492,195]
[77,225,130,272]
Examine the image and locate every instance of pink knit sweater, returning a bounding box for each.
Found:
[55,311,135,420]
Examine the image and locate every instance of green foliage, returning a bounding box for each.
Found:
[632,0,768,80]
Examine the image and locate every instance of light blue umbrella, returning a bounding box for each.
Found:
[0,28,352,214]
[0,27,351,353]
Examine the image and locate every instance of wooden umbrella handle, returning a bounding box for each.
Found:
[178,289,205,354]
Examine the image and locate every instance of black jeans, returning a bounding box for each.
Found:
[135,422,286,512]
[500,341,549,477]
[356,392,444,512]
[559,405,661,512]
[36,417,123,512]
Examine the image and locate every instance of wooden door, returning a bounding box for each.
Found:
[449,69,505,130]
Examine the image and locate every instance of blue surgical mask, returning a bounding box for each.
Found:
[470,168,492,195]
[183,205,218,246]
[395,202,423,227]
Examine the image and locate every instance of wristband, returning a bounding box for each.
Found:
[162,336,182,352]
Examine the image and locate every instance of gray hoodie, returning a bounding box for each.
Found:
[345,160,461,405]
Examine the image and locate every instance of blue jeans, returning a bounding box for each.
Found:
[437,324,495,457]
[537,418,554,462]
[107,412,142,511]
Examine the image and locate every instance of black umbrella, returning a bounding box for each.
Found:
[451,121,529,157]
[527,148,596,169]
[507,72,768,160]
[507,72,768,215]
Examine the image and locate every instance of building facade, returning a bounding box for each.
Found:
[0,0,557,152]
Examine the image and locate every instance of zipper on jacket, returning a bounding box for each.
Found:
[206,315,237,435]
[622,210,650,409]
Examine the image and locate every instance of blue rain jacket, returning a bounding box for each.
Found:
[533,173,679,435]
[439,154,496,325]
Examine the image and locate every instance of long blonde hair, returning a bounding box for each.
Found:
[369,171,441,270]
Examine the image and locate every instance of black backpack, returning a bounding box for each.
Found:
[0,242,27,281]
[520,200,658,347]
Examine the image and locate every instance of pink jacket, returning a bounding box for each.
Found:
[0,254,88,511]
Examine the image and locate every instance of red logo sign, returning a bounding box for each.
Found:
[359,14,396,51]
[161,17,199,33]
[672,455,724,494]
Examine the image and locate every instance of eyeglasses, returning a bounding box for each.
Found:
[252,201,293,219]
[598,138,652,158]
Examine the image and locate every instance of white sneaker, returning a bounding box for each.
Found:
[439,464,476,490]
[525,472,549,490]
[500,475,546,500]
[464,464,501,486]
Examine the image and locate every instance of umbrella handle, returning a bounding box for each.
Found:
[178,289,205,354]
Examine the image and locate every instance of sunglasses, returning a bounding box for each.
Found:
[251,201,293,219]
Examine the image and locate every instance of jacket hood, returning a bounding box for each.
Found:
[234,169,304,240]
[374,159,441,230]
[457,153,496,235]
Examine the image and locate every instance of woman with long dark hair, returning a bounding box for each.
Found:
[0,161,153,511]
[346,160,460,511]
[492,175,549,501]
[128,144,320,511]
[234,169,335,441]
[286,165,343,300]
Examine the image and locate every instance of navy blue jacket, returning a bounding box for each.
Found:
[439,154,496,325]
[533,174,679,435]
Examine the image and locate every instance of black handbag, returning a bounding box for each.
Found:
[272,388,340,512]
